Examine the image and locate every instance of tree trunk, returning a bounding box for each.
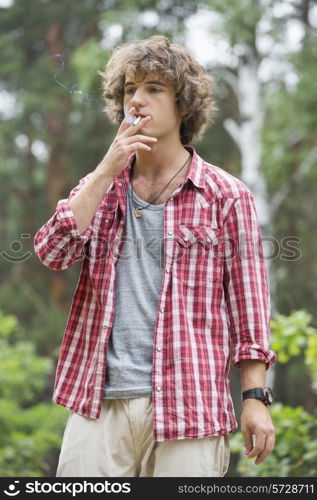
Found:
[44,22,71,311]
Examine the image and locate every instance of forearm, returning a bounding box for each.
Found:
[69,165,114,234]
[240,359,267,391]
[239,359,275,464]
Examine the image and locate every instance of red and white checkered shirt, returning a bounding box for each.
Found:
[34,145,276,441]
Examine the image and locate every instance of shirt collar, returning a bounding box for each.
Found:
[183,145,206,190]
[123,145,206,190]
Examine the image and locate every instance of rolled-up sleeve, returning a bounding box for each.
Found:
[222,190,276,369]
[34,172,94,270]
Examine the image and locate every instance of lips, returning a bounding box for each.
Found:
[126,111,150,125]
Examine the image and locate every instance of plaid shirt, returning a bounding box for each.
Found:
[34,145,276,441]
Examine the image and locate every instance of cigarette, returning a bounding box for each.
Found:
[132,116,142,126]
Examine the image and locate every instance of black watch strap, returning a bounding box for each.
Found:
[242,387,273,406]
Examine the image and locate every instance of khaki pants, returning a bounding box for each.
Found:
[56,396,230,477]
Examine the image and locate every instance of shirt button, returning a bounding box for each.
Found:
[156,385,161,392]
[170,197,173,201]
[184,236,188,241]
[157,346,162,352]
[165,268,169,273]
[160,307,164,313]
[206,238,211,243]
[117,182,122,186]
[168,231,173,236]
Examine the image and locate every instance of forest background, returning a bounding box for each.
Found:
[0,0,316,477]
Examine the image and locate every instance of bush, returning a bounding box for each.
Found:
[229,309,317,477]
[0,311,67,476]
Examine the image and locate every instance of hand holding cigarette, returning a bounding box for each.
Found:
[96,106,158,179]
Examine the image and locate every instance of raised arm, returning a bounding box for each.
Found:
[34,107,157,270]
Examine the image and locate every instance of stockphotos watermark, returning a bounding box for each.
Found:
[1,233,302,265]
[2,478,316,497]
[3,480,131,496]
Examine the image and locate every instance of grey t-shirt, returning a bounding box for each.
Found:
[104,183,164,398]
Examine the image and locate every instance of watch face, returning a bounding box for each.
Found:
[263,387,273,405]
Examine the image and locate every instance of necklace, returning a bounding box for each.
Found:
[130,152,191,218]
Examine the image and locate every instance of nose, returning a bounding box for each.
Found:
[130,88,146,107]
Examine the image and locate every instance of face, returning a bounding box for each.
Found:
[123,69,182,142]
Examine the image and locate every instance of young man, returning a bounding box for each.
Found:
[34,35,276,477]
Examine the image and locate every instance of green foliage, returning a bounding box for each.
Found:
[270,309,317,364]
[230,404,317,477]
[0,0,316,479]
[0,311,67,476]
[230,309,317,477]
[0,338,52,405]
[72,39,109,93]
[260,26,317,318]
[270,309,317,393]
[0,310,19,339]
[305,333,317,392]
[0,400,67,477]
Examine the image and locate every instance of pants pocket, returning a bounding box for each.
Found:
[209,435,230,477]
[220,435,230,477]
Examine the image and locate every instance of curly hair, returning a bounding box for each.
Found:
[99,35,217,145]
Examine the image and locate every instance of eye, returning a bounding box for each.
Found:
[124,86,162,96]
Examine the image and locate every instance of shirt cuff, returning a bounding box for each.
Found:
[233,343,277,369]
[56,199,93,241]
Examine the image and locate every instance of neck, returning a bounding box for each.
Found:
[133,136,190,181]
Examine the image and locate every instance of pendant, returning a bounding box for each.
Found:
[134,208,142,218]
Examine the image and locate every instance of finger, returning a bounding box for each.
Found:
[247,432,265,458]
[116,107,136,135]
[242,429,254,455]
[254,433,275,465]
[127,141,153,152]
[125,134,157,144]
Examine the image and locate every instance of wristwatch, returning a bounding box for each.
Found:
[242,386,273,407]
